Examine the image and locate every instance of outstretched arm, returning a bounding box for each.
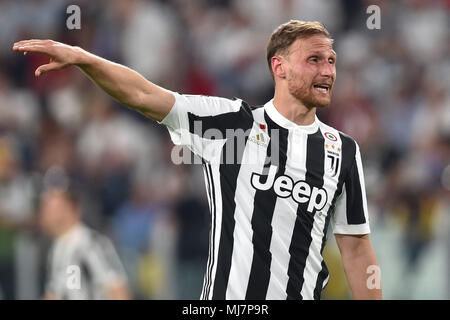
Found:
[335,233,382,300]
[12,40,174,122]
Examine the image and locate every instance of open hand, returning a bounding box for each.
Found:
[12,40,79,77]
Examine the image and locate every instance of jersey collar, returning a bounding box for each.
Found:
[264,99,319,133]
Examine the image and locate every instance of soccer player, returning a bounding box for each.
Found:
[39,186,130,300]
[13,20,382,300]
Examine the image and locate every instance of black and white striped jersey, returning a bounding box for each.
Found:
[160,92,370,300]
[45,224,127,300]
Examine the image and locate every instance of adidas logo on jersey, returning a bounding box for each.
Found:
[251,165,328,213]
[248,133,268,147]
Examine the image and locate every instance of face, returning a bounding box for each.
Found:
[277,34,336,108]
[39,190,77,237]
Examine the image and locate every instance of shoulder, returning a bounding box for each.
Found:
[75,225,111,252]
[338,131,358,155]
[175,92,246,111]
[88,227,112,246]
[317,119,358,156]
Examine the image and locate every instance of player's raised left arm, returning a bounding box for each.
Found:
[335,234,382,300]
[12,39,174,122]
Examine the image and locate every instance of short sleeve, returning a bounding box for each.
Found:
[159,92,254,162]
[331,142,370,235]
[84,235,128,289]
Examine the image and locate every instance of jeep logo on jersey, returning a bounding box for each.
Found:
[251,165,328,213]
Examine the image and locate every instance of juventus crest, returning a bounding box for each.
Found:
[326,153,340,177]
[324,132,341,178]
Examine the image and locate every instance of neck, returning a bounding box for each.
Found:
[55,220,79,239]
[273,89,316,126]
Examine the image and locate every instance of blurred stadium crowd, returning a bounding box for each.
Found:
[0,0,449,299]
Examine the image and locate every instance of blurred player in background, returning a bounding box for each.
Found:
[39,185,130,300]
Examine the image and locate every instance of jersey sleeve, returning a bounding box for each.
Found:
[159,92,254,162]
[84,234,128,290]
[331,142,370,235]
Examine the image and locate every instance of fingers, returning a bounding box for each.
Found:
[12,39,65,77]
[13,39,51,48]
[12,40,53,54]
[13,44,48,54]
[35,62,60,77]
[13,40,38,49]
[13,39,70,76]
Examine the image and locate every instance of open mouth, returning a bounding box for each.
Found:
[313,84,331,93]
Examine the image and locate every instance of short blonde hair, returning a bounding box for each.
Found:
[266,20,333,79]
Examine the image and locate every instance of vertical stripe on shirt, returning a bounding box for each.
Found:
[286,129,325,299]
[245,114,289,299]
[302,125,342,299]
[226,123,270,299]
[212,108,253,299]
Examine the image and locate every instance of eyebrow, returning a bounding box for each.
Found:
[309,51,337,57]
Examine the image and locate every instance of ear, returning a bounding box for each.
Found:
[271,56,286,79]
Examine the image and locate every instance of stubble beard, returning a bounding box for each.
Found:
[287,73,332,109]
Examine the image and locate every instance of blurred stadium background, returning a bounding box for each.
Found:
[0,0,449,299]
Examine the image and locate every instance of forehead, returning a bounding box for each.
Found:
[41,190,67,205]
[289,35,336,57]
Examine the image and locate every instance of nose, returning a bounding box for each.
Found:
[321,61,336,79]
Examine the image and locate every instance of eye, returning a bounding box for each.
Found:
[309,56,319,63]
[328,58,335,64]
